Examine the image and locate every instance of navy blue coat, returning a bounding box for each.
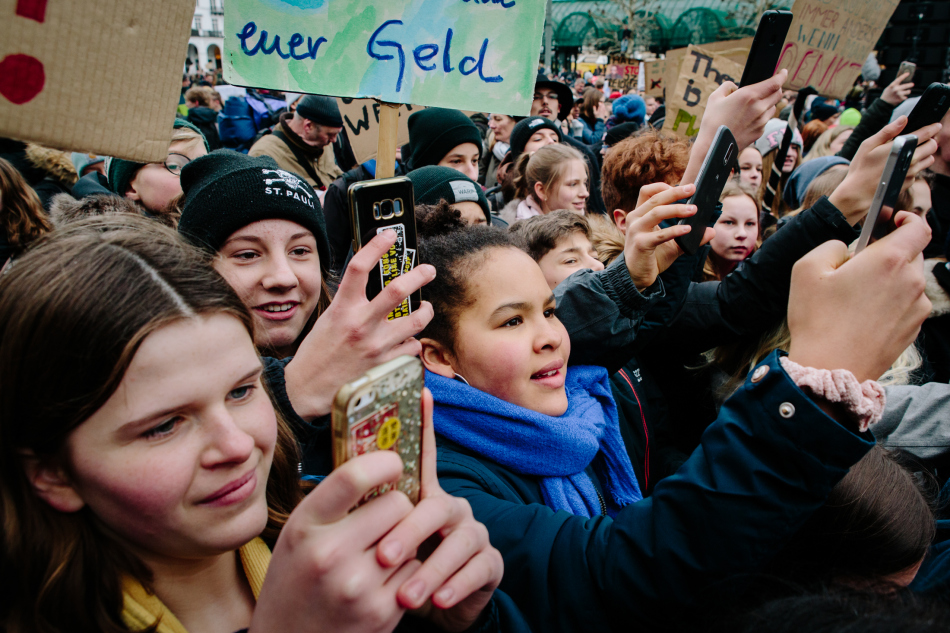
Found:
[436,351,875,633]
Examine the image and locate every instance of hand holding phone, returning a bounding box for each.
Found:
[905,83,950,133]
[739,10,793,88]
[854,134,917,253]
[676,126,738,255]
[349,176,421,317]
[333,355,424,506]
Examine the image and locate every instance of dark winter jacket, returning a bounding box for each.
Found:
[836,97,895,161]
[436,350,875,633]
[188,106,223,151]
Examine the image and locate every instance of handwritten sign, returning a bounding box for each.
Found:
[0,0,195,162]
[644,60,665,97]
[338,98,423,164]
[777,0,899,99]
[663,37,753,106]
[664,45,744,140]
[608,63,640,92]
[225,0,546,116]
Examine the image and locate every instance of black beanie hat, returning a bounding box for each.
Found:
[108,118,210,196]
[604,122,642,147]
[177,150,330,270]
[408,165,490,223]
[509,116,562,159]
[407,108,483,170]
[296,95,344,128]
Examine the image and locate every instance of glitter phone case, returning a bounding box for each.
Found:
[332,355,424,506]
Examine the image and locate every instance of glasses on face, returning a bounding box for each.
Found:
[163,153,192,176]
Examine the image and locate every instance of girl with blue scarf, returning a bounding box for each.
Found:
[415,219,928,633]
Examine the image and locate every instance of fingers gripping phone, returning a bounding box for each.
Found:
[332,355,424,507]
[348,176,421,318]
[739,10,794,88]
[896,61,917,84]
[675,126,738,255]
[905,83,950,134]
[854,134,918,254]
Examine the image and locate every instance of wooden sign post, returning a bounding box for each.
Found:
[375,101,400,179]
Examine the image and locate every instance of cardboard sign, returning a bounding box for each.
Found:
[777,0,900,99]
[225,0,546,116]
[338,98,424,164]
[664,45,744,140]
[608,64,640,92]
[0,0,194,162]
[663,37,753,104]
[644,59,665,97]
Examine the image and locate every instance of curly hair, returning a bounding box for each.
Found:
[415,199,466,239]
[0,157,53,252]
[601,130,690,212]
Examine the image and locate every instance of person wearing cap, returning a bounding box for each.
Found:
[408,165,495,227]
[406,108,483,181]
[107,118,209,221]
[248,94,344,190]
[753,119,804,217]
[531,77,607,214]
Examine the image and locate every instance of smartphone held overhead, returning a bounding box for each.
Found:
[675,125,737,255]
[349,176,421,318]
[739,10,793,88]
[854,134,918,254]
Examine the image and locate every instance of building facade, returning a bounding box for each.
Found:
[186,0,225,76]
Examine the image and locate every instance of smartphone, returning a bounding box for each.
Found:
[905,83,950,133]
[896,61,917,84]
[348,176,420,318]
[854,134,917,253]
[332,355,424,507]
[675,125,738,255]
[739,10,794,88]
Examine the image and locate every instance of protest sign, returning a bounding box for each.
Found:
[608,62,640,92]
[777,0,900,99]
[663,37,753,102]
[663,45,744,140]
[0,0,194,162]
[225,0,546,116]
[663,38,753,107]
[644,59,665,97]
[338,98,424,164]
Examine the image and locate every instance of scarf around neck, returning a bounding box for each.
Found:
[428,366,642,518]
[121,537,270,633]
[516,195,543,220]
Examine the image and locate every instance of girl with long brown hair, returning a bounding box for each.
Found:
[0,214,506,633]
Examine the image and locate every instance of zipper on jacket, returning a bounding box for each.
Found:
[596,489,607,516]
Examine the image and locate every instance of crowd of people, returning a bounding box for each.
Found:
[3,52,950,633]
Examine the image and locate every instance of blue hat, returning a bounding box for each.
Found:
[610,95,646,126]
[783,156,850,209]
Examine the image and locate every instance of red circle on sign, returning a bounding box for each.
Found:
[0,54,45,105]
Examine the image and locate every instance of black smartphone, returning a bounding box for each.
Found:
[675,125,738,255]
[854,134,917,253]
[739,10,794,88]
[348,176,421,317]
[905,83,950,133]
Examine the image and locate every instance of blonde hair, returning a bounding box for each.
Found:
[170,125,205,154]
[757,148,801,218]
[511,143,587,210]
[803,126,854,163]
[586,212,624,265]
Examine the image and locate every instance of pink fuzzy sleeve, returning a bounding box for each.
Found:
[779,357,886,433]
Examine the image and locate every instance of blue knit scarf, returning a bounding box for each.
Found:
[427,366,642,518]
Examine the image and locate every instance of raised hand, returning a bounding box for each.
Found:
[787,211,931,383]
[284,230,436,419]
